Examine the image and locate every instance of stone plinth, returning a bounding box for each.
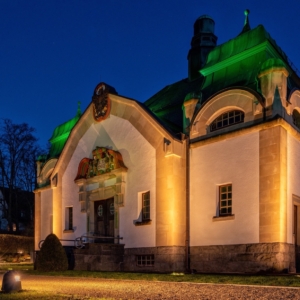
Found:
[73,243,124,271]
[123,246,185,273]
[190,242,295,273]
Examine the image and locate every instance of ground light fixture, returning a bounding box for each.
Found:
[1,270,22,293]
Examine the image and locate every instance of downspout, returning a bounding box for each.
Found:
[185,133,190,272]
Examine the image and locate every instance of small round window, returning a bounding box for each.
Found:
[97,205,103,216]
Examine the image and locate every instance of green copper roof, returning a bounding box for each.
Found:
[145,77,203,133]
[48,107,81,158]
[145,23,299,134]
[200,25,291,101]
[203,25,287,70]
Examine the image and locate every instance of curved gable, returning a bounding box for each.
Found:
[52,92,184,181]
[37,158,57,188]
[190,88,263,139]
[288,89,300,113]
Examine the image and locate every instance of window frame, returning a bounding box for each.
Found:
[210,110,244,132]
[219,184,233,216]
[136,254,155,267]
[142,191,150,221]
[134,191,152,226]
[64,206,73,232]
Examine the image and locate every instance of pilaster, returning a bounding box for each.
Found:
[34,192,41,250]
[259,125,287,242]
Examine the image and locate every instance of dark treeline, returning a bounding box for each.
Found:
[0,119,42,235]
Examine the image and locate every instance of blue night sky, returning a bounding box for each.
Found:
[1,0,300,148]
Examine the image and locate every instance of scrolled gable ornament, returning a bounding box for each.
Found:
[92,82,117,122]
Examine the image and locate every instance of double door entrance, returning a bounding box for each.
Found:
[94,198,114,242]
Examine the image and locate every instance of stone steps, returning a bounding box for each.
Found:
[73,243,124,271]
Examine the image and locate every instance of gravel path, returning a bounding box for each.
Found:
[2,274,300,300]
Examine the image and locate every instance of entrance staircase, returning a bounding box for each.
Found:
[73,243,124,271]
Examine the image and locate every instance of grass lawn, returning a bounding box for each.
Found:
[1,263,300,287]
[25,270,300,287]
[0,263,300,299]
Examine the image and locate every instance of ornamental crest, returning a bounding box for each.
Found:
[92,83,117,122]
[75,147,127,180]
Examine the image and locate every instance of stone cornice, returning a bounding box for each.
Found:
[190,117,300,148]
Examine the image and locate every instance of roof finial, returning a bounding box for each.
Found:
[239,9,251,35]
[77,101,81,117]
[244,9,250,25]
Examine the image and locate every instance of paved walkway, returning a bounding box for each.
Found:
[1,273,300,299]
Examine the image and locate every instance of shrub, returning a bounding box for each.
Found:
[36,233,68,272]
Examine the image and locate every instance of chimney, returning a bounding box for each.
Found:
[187,15,217,81]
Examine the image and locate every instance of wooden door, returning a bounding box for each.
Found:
[94,198,114,240]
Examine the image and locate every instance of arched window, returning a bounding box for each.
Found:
[210,110,244,132]
[293,109,300,129]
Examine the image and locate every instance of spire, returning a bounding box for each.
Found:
[239,9,251,35]
[272,86,283,118]
[76,101,81,117]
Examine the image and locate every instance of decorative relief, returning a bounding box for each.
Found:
[92,82,117,122]
[75,147,127,180]
[75,147,127,220]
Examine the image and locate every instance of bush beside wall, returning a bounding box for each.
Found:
[36,233,68,271]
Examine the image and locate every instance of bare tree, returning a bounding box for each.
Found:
[0,119,40,233]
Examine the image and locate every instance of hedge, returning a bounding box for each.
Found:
[0,234,33,262]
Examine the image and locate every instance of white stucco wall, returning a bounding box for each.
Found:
[190,131,259,246]
[62,114,156,248]
[287,133,300,244]
[40,189,53,241]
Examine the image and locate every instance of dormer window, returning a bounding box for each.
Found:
[210,110,244,132]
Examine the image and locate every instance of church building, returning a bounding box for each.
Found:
[35,11,300,273]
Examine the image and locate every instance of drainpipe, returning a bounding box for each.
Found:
[185,134,190,273]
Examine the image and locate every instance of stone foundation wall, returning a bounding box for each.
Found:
[296,245,300,272]
[73,243,124,271]
[123,246,185,273]
[190,243,295,273]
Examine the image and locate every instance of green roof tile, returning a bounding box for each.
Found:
[48,109,81,158]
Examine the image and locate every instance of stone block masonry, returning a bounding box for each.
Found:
[190,242,295,273]
[123,246,185,273]
[73,245,185,273]
[73,243,124,271]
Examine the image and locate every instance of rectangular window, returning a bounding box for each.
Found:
[65,207,73,230]
[219,184,232,215]
[137,254,154,266]
[142,191,150,221]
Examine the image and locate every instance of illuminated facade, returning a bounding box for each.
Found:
[35,12,300,273]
